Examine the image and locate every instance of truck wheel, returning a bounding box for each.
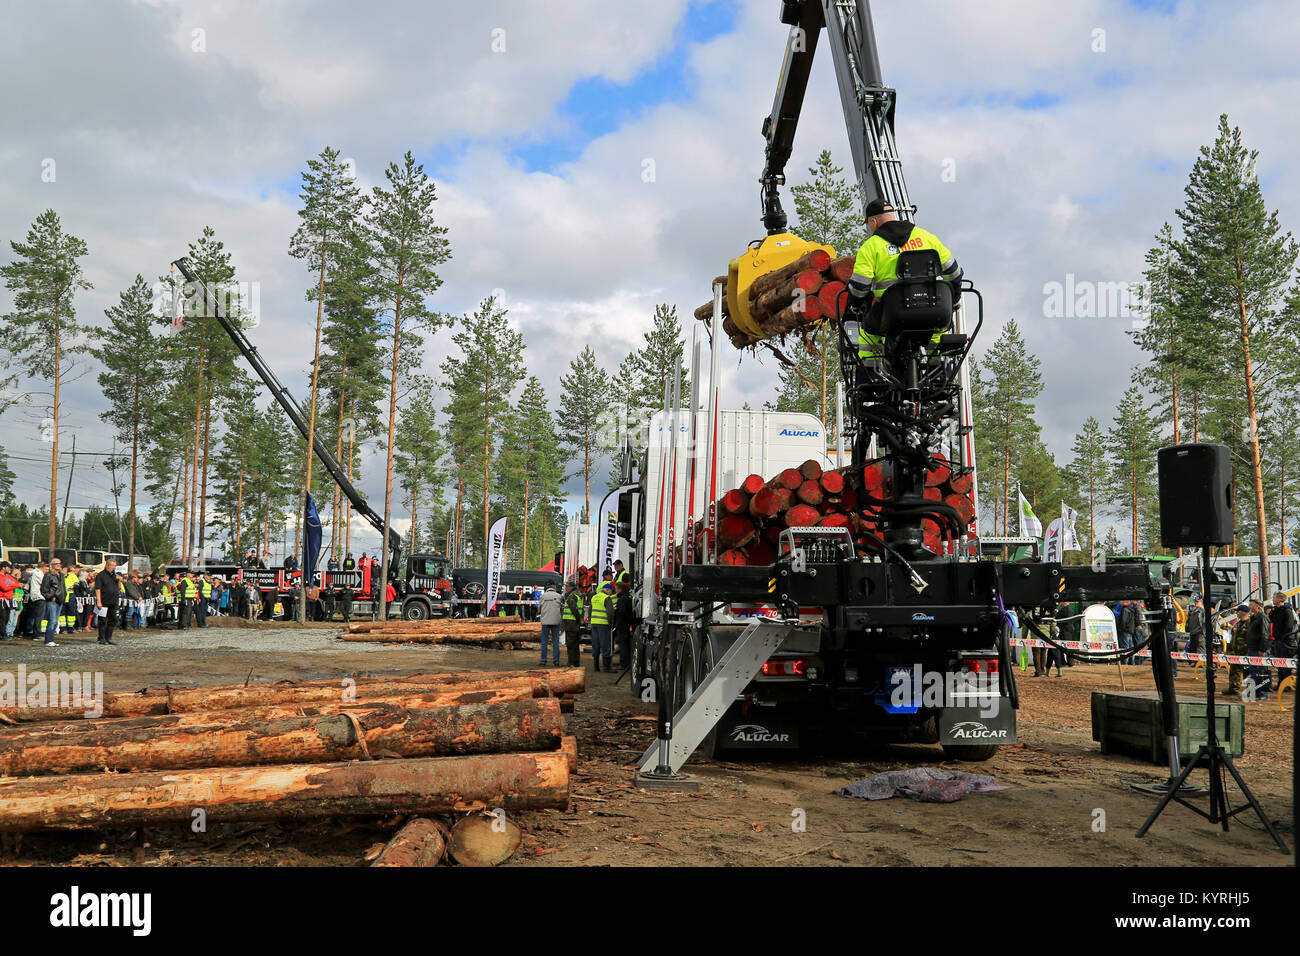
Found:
[672,635,700,716]
[698,638,725,760]
[941,743,999,762]
[630,628,648,699]
[403,601,429,621]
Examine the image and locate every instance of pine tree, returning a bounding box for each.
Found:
[318,227,386,559]
[497,376,563,568]
[90,275,166,560]
[289,146,363,616]
[439,296,524,566]
[970,319,1044,534]
[395,374,442,554]
[1175,114,1299,574]
[630,305,689,411]
[788,148,866,423]
[558,346,612,516]
[366,150,451,597]
[1,209,91,549]
[165,226,248,562]
[1107,385,1161,553]
[0,452,14,509]
[1065,416,1106,559]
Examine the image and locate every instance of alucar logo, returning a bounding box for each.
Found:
[777,427,819,438]
[730,723,790,744]
[911,612,935,622]
[949,720,1009,741]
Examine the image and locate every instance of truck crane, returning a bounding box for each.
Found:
[170,257,453,620]
[623,0,1161,780]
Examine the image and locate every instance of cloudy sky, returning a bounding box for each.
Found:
[3,0,1298,558]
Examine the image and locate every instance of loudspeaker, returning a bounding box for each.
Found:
[1158,443,1234,547]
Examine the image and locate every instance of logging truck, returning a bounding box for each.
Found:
[625,1,1160,781]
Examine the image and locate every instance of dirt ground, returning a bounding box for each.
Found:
[1,624,1294,867]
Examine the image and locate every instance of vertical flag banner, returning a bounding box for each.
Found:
[1018,488,1043,539]
[1062,503,1081,552]
[303,493,322,597]
[486,517,507,614]
[597,489,620,580]
[1043,517,1063,563]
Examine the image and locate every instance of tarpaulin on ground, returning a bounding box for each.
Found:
[835,768,1009,803]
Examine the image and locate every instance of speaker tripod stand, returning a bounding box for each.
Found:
[1136,546,1289,853]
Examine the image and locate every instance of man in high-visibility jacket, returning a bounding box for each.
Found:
[613,560,630,587]
[196,573,212,628]
[177,571,198,629]
[847,199,963,365]
[589,582,614,673]
[561,582,583,668]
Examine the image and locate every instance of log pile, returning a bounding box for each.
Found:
[341,618,541,649]
[694,252,856,349]
[694,457,977,564]
[0,666,585,866]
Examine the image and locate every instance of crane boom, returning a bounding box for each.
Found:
[759,0,914,235]
[170,256,402,573]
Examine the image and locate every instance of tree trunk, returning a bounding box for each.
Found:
[48,308,60,550]
[380,269,404,620]
[332,366,348,561]
[128,399,139,561]
[0,700,563,776]
[301,239,328,622]
[371,818,448,867]
[198,397,211,561]
[188,348,205,562]
[0,752,570,832]
[1236,282,1270,588]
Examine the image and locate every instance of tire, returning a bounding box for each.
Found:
[402,600,429,621]
[630,626,648,699]
[698,636,725,760]
[672,634,700,716]
[941,743,999,762]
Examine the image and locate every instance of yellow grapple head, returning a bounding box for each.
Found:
[727,232,835,340]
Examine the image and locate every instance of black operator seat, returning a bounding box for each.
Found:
[875,249,957,353]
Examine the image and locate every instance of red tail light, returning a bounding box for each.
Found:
[761,659,806,677]
[966,658,998,673]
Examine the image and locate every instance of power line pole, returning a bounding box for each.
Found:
[60,435,76,547]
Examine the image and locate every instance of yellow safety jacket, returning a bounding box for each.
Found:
[200,579,212,598]
[589,591,611,626]
[852,223,960,360]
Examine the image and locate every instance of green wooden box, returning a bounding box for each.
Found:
[1090,690,1244,765]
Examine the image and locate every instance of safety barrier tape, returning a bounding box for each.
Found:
[1008,637,1296,667]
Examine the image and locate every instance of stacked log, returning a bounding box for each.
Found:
[341,618,540,649]
[0,667,584,725]
[0,666,584,867]
[692,457,977,565]
[694,252,857,348]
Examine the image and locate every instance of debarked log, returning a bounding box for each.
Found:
[0,751,571,832]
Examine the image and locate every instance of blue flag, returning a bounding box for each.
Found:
[303,493,322,594]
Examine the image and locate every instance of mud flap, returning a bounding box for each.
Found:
[715,707,800,750]
[938,703,1017,746]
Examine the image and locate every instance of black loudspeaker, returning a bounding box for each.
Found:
[1158,443,1234,547]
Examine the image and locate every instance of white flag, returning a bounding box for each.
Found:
[485,517,507,613]
[1062,503,1081,552]
[597,489,620,580]
[1043,517,1063,564]
[1018,489,1043,539]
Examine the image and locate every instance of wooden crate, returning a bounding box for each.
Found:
[1090,691,1244,765]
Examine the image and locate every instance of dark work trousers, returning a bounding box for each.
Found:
[341,591,353,623]
[564,624,581,667]
[195,596,208,627]
[614,624,632,669]
[98,604,117,643]
[178,600,194,629]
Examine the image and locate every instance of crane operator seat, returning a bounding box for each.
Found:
[874,249,954,351]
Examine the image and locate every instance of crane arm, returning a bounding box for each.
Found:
[170,256,402,574]
[758,0,914,235]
